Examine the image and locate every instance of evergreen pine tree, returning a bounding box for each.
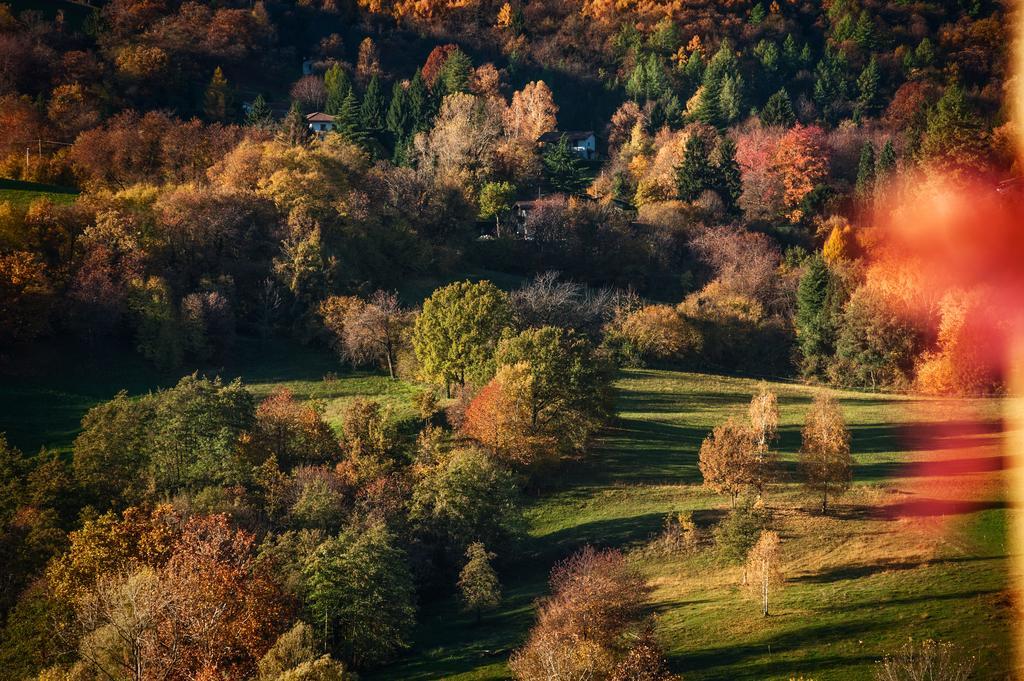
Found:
[360,74,385,132]
[204,66,232,121]
[855,142,876,198]
[245,94,273,128]
[438,48,473,97]
[914,38,935,68]
[855,57,880,121]
[918,79,987,174]
[407,70,431,133]
[324,63,352,116]
[796,255,835,377]
[713,136,743,216]
[813,47,849,124]
[877,139,897,178]
[627,53,669,102]
[782,34,800,71]
[543,136,588,194]
[334,89,365,144]
[386,81,411,139]
[749,2,766,25]
[799,43,813,67]
[694,41,738,126]
[683,50,705,89]
[853,11,874,50]
[761,88,796,127]
[676,133,712,201]
[719,73,744,124]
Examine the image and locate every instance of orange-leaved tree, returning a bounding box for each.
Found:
[799,393,852,514]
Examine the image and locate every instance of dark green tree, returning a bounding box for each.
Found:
[715,501,769,564]
[832,289,923,389]
[386,80,411,140]
[245,94,273,128]
[683,50,705,89]
[782,34,800,71]
[855,142,876,199]
[626,52,669,102]
[675,133,712,202]
[360,74,385,132]
[410,446,521,559]
[303,523,416,667]
[713,136,743,216]
[796,255,835,377]
[146,375,255,495]
[749,2,766,25]
[437,48,473,97]
[325,63,352,116]
[877,139,897,178]
[913,37,936,68]
[760,88,796,128]
[918,79,988,174]
[854,56,880,121]
[694,41,740,126]
[813,47,849,124]
[853,11,874,50]
[407,69,431,133]
[73,391,153,507]
[543,136,589,194]
[334,90,365,145]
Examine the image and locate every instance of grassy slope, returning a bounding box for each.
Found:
[373,370,1012,680]
[0,179,78,211]
[0,339,418,455]
[0,359,1011,679]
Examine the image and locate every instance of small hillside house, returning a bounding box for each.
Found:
[538,131,597,159]
[306,112,335,134]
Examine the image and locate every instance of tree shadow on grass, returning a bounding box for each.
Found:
[676,619,885,674]
[790,554,1000,584]
[828,499,1007,521]
[836,588,1003,612]
[526,512,669,561]
[557,418,707,486]
[857,455,1010,481]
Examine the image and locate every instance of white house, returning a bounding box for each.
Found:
[306,112,335,134]
[538,131,597,159]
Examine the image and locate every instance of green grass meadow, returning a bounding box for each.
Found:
[0,356,1012,679]
[0,179,78,211]
[372,371,1012,680]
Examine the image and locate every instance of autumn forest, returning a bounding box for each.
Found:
[0,0,1020,679]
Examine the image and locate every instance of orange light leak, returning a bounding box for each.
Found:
[1012,2,1024,670]
[860,4,1024,667]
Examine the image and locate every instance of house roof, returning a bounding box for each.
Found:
[538,130,595,144]
[305,112,334,123]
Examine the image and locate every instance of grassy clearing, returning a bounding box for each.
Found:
[0,338,418,455]
[1,356,1011,679]
[373,369,1012,680]
[0,179,78,211]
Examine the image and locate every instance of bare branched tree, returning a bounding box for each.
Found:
[341,291,410,379]
[511,272,618,337]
